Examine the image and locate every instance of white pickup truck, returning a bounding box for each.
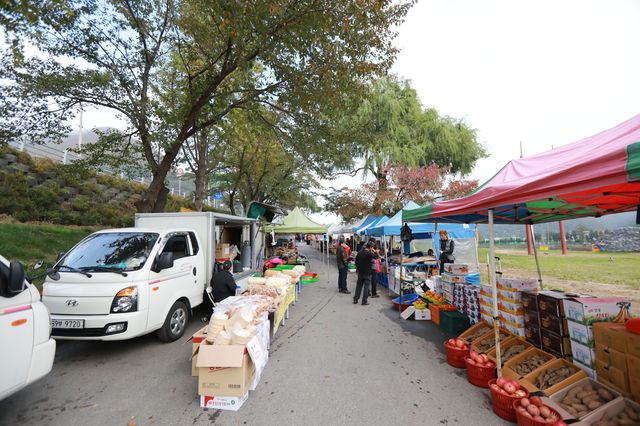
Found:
[0,256,56,401]
[42,212,260,342]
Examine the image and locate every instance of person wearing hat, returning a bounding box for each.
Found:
[438,230,455,273]
[211,260,238,303]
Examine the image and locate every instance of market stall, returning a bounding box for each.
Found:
[403,113,640,403]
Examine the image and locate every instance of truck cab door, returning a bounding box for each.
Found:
[147,232,201,330]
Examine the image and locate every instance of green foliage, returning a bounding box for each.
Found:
[0,148,203,226]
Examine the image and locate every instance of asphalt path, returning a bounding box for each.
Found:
[0,245,509,426]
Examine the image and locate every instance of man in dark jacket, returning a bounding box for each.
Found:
[211,260,238,303]
[336,238,351,294]
[439,230,455,273]
[354,242,379,305]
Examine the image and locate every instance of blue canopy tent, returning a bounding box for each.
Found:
[358,215,389,236]
[351,215,379,234]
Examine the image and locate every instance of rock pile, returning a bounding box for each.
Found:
[596,226,640,252]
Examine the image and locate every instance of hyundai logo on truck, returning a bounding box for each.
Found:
[65,299,79,307]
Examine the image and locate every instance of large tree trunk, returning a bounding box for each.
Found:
[371,165,388,213]
[136,140,182,213]
[194,166,206,211]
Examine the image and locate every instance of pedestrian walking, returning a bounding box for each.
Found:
[354,241,379,305]
[336,238,351,294]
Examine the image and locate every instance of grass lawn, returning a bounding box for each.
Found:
[0,222,98,285]
[478,247,640,290]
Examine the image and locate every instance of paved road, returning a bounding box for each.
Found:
[0,245,508,426]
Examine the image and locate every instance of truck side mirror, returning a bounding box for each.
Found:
[153,252,174,272]
[7,261,26,294]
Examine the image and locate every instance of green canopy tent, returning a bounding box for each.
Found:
[264,207,330,265]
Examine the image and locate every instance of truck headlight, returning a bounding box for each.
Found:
[110,286,138,313]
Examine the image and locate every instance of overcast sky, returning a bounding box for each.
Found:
[310,0,640,224]
[74,1,640,225]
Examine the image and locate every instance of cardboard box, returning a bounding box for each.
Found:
[497,299,524,315]
[521,291,538,311]
[596,344,628,372]
[196,344,256,397]
[571,340,596,368]
[502,347,557,379]
[573,359,597,380]
[443,263,469,275]
[441,273,466,283]
[525,323,542,347]
[199,393,249,411]
[541,328,572,357]
[215,243,232,259]
[627,331,640,359]
[499,310,525,327]
[593,323,628,353]
[563,297,628,325]
[487,336,532,365]
[537,291,567,317]
[549,377,620,419]
[523,309,540,326]
[522,358,587,396]
[578,397,640,425]
[539,312,569,336]
[191,326,208,377]
[596,360,630,393]
[631,375,640,403]
[567,320,595,347]
[627,353,640,378]
[497,278,538,291]
[503,322,525,337]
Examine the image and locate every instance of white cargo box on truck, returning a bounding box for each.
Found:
[134,212,259,288]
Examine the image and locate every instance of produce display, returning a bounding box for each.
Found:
[423,291,445,305]
[490,377,527,398]
[499,343,528,364]
[467,351,495,368]
[557,383,616,418]
[446,338,469,351]
[515,396,561,424]
[590,405,640,426]
[463,325,492,344]
[475,331,510,352]
[513,353,552,376]
[535,364,578,390]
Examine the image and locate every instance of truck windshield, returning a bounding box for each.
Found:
[60,232,159,272]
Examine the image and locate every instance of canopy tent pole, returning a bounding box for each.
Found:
[530,225,544,290]
[434,221,439,274]
[488,209,502,377]
[474,224,481,274]
[384,235,390,296]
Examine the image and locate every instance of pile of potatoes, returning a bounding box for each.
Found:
[499,343,527,364]
[558,383,615,418]
[475,331,510,352]
[462,326,491,343]
[591,405,640,426]
[535,365,576,390]
[513,353,550,376]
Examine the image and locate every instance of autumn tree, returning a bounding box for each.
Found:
[0,0,412,212]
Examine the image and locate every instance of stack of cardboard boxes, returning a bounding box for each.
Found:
[442,264,468,305]
[215,243,232,259]
[522,291,572,359]
[464,285,481,324]
[479,278,536,337]
[563,297,627,379]
[190,315,270,411]
[593,321,640,403]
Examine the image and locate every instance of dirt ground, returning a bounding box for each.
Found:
[498,266,640,316]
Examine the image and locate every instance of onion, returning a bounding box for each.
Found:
[539,406,551,418]
[520,398,530,408]
[527,404,540,417]
[496,377,507,388]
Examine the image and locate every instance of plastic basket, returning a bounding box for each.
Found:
[429,304,441,325]
[300,273,319,285]
[274,264,296,271]
[439,311,470,335]
[488,379,529,422]
[391,294,420,312]
[464,356,496,388]
[512,399,563,426]
[444,341,469,368]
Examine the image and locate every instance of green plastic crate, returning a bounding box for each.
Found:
[274,264,296,271]
[439,311,470,335]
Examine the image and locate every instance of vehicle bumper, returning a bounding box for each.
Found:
[27,338,56,384]
[50,311,148,341]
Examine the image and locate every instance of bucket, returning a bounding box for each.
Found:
[512,399,563,426]
[464,356,496,388]
[488,379,528,422]
[444,340,469,368]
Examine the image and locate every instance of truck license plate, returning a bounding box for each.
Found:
[51,318,84,329]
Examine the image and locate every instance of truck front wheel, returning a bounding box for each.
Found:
[157,300,189,342]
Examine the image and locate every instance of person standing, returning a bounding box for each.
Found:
[335,238,351,294]
[370,241,382,298]
[439,230,455,273]
[354,242,379,305]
